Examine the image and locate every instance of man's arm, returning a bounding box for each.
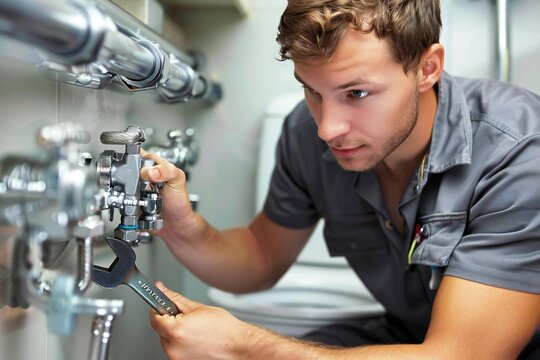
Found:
[141,150,314,293]
[254,276,540,359]
[164,211,314,293]
[151,276,540,360]
[421,276,540,359]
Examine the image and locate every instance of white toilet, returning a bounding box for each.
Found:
[208,93,385,337]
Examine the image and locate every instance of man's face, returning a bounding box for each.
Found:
[294,29,421,172]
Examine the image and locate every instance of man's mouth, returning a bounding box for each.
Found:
[329,145,365,158]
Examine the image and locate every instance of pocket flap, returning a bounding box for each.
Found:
[411,212,467,266]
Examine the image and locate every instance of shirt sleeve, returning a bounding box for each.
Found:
[263,103,321,229]
[445,134,540,294]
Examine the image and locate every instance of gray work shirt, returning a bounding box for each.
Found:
[263,71,540,334]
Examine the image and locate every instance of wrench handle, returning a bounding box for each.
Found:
[125,268,181,316]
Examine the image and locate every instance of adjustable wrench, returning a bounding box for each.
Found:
[92,237,181,316]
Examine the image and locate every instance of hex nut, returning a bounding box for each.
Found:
[114,228,140,244]
[72,216,105,238]
[139,218,163,230]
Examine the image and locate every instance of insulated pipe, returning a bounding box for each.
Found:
[495,0,511,81]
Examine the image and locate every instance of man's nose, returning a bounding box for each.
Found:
[316,101,350,142]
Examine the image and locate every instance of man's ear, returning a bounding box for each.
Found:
[417,43,445,93]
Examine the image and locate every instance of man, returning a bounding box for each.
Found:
[143,0,540,358]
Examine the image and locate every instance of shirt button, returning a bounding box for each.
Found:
[414,184,421,192]
[384,219,394,230]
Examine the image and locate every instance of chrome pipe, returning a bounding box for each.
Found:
[90,0,224,101]
[87,314,117,360]
[73,215,105,293]
[0,0,89,56]
[0,0,223,103]
[0,0,115,65]
[0,0,156,80]
[77,236,93,293]
[91,0,197,69]
[20,230,51,311]
[495,0,510,81]
[97,30,156,82]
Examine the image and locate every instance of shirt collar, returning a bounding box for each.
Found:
[427,71,472,173]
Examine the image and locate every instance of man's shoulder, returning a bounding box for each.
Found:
[452,75,540,137]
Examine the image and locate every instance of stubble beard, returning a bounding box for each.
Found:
[338,90,420,172]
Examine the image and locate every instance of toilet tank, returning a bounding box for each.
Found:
[257,93,347,267]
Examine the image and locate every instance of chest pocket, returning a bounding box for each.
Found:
[323,214,388,258]
[410,212,467,267]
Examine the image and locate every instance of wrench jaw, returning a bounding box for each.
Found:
[92,237,136,289]
[92,262,121,289]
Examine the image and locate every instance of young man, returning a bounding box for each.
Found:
[144,1,540,358]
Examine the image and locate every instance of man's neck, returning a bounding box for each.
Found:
[374,86,438,234]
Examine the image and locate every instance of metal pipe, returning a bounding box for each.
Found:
[0,0,223,103]
[77,236,93,293]
[87,314,117,360]
[20,230,51,311]
[0,0,89,56]
[0,0,156,80]
[91,0,197,69]
[495,0,510,81]
[97,30,156,82]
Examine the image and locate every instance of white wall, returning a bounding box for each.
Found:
[441,0,540,93]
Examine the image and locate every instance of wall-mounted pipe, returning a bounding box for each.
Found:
[87,314,118,360]
[92,0,198,69]
[0,0,223,104]
[74,216,105,293]
[0,1,91,57]
[495,0,511,81]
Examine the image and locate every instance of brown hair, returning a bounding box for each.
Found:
[276,0,441,73]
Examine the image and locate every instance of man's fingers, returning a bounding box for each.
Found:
[140,160,186,188]
[140,149,165,164]
[140,149,189,193]
[150,307,176,329]
[141,167,161,182]
[149,281,202,337]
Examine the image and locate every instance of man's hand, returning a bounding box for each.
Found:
[140,149,191,216]
[139,149,200,244]
[149,282,251,360]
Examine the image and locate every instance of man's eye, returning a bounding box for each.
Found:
[349,89,369,99]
